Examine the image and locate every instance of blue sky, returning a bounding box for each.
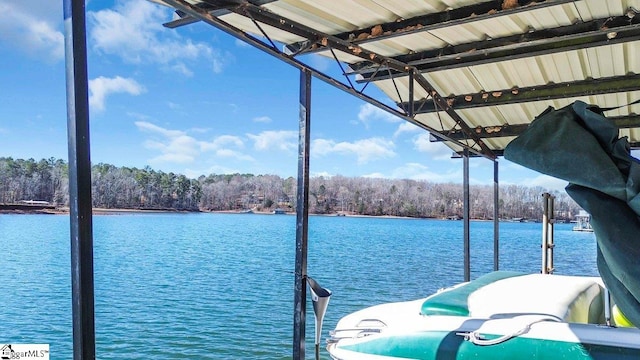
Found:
[0,0,568,190]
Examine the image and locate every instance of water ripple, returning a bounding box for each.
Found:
[0,214,596,359]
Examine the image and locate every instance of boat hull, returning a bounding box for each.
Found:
[329,317,640,359]
[328,272,640,360]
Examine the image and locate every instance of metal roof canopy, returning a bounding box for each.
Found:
[61,1,640,359]
[154,0,640,159]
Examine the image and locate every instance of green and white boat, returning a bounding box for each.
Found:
[327,271,640,360]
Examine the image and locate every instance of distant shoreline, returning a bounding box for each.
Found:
[0,205,417,219]
[0,204,197,215]
[0,204,504,221]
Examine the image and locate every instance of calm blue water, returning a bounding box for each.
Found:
[0,213,597,359]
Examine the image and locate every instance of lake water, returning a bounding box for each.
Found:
[0,213,598,359]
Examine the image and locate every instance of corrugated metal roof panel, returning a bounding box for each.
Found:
[289,0,396,28]
[362,33,446,57]
[369,0,447,17]
[575,0,635,19]
[217,12,307,43]
[425,68,484,97]
[265,0,358,34]
[414,112,457,133]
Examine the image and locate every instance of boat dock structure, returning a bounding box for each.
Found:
[573,210,595,232]
[62,0,640,359]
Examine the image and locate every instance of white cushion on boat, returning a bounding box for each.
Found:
[467,274,604,324]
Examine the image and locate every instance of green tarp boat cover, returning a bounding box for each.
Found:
[504,100,640,327]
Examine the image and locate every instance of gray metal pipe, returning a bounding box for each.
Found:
[493,160,499,271]
[293,69,312,360]
[463,149,470,282]
[63,0,96,358]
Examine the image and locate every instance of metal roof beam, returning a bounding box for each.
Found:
[431,114,640,141]
[403,75,640,114]
[453,149,505,158]
[468,142,637,150]
[197,0,496,158]
[286,0,575,55]
[353,14,640,81]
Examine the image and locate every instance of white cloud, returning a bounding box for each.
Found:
[136,121,183,138]
[498,161,568,191]
[363,172,386,179]
[312,137,395,164]
[390,163,463,182]
[413,133,455,161]
[188,127,210,134]
[393,121,421,138]
[517,174,568,192]
[211,53,225,74]
[357,103,401,127]
[253,116,272,123]
[89,76,145,112]
[311,171,334,178]
[140,127,199,164]
[0,1,64,61]
[135,121,250,165]
[247,130,298,151]
[170,62,194,77]
[88,0,229,75]
[200,135,245,151]
[215,149,254,161]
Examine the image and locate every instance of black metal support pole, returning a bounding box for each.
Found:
[463,148,470,282]
[63,1,95,359]
[293,69,312,360]
[408,70,414,117]
[493,160,499,271]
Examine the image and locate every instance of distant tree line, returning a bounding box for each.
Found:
[0,157,581,220]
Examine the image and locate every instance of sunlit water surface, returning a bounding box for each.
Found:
[0,213,597,359]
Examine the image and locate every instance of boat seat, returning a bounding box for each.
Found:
[422,271,604,324]
[420,271,525,317]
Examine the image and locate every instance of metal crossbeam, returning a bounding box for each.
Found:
[455,149,505,157]
[354,15,640,81]
[286,0,574,56]
[432,114,640,141]
[405,75,640,114]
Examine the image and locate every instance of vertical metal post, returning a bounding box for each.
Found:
[463,148,470,282]
[548,194,555,273]
[293,69,312,360]
[408,70,414,117]
[63,0,96,359]
[541,193,550,274]
[604,288,612,326]
[493,160,499,271]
